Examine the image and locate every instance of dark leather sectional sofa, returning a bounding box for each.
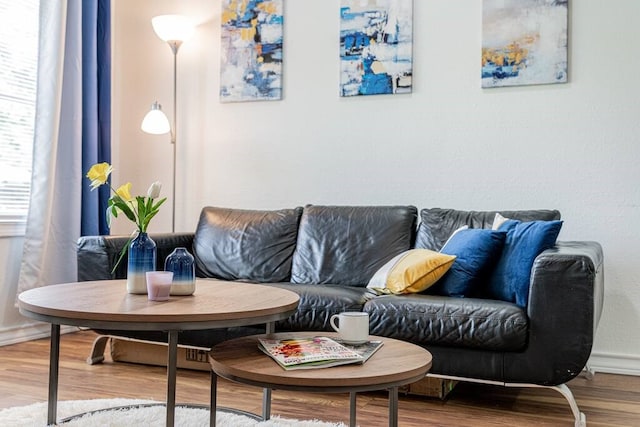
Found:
[77,205,603,426]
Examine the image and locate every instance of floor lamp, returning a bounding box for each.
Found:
[140,15,194,233]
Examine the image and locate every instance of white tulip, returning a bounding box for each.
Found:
[147,181,162,199]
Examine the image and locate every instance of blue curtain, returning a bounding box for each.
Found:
[80,0,111,236]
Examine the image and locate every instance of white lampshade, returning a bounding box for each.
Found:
[141,102,171,135]
[151,15,194,42]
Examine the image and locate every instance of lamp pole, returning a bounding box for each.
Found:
[168,41,182,233]
[142,15,194,234]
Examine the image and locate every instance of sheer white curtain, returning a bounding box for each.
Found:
[17,0,83,295]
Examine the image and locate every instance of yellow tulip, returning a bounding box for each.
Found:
[115,182,133,202]
[85,163,166,267]
[86,162,112,190]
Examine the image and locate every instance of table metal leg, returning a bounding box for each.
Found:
[389,386,398,427]
[349,392,357,427]
[265,321,275,335]
[262,321,275,420]
[47,324,60,426]
[262,388,272,420]
[210,372,217,427]
[167,330,179,427]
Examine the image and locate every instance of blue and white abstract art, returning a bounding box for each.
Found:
[340,0,413,97]
[220,0,283,102]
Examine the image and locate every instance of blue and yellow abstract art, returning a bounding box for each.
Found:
[220,0,283,102]
[340,0,413,97]
[482,0,568,88]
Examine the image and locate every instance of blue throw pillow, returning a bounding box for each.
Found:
[429,229,507,297]
[488,219,563,307]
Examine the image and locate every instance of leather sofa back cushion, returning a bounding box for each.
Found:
[193,206,303,282]
[291,205,418,286]
[415,208,561,251]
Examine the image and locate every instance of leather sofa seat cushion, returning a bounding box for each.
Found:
[291,205,418,286]
[415,208,561,251]
[193,206,303,282]
[265,283,376,331]
[364,294,528,351]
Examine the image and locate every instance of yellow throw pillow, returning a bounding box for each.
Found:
[367,249,456,294]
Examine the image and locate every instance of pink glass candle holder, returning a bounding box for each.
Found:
[145,271,173,301]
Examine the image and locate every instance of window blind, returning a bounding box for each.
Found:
[0,0,39,221]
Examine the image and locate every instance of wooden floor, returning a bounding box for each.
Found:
[0,330,639,426]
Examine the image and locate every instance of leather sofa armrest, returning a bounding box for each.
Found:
[504,241,604,385]
[77,233,195,281]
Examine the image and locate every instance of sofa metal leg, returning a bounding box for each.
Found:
[582,364,595,380]
[549,383,587,427]
[427,374,587,426]
[502,382,586,427]
[86,335,111,365]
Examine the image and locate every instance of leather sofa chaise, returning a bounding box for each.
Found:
[77,205,603,426]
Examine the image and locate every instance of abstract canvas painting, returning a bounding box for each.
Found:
[220,0,283,102]
[482,0,568,88]
[340,0,413,97]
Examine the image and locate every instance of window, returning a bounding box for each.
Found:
[0,0,39,235]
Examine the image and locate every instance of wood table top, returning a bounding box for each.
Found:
[18,279,300,331]
[210,332,432,391]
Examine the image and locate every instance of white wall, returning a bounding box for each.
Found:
[111,0,640,374]
[0,0,632,369]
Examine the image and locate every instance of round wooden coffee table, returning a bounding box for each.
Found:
[209,332,432,427]
[18,279,299,427]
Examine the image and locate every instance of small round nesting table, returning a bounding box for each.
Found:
[209,332,432,427]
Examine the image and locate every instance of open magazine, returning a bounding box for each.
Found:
[258,336,383,370]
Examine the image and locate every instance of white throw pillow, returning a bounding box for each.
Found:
[492,213,509,230]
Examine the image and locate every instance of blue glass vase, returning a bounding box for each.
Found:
[127,232,156,294]
[164,247,195,295]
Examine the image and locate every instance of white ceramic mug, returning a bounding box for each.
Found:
[330,312,369,344]
[145,271,173,301]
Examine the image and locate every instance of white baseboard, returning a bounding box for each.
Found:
[588,351,640,376]
[0,322,78,347]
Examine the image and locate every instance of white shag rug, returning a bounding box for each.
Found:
[0,398,348,427]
